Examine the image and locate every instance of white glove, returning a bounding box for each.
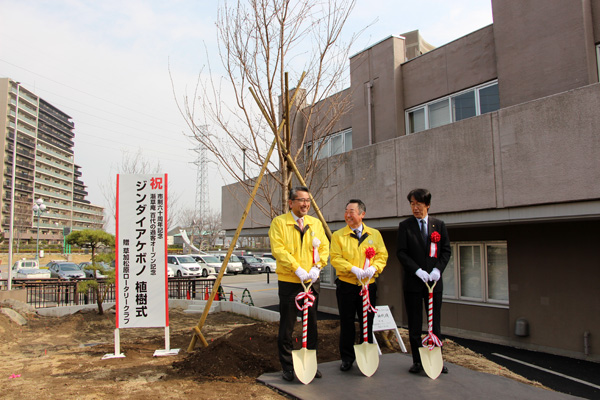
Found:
[363,266,377,279]
[295,267,309,282]
[350,266,363,279]
[308,266,321,282]
[429,268,441,282]
[416,268,430,283]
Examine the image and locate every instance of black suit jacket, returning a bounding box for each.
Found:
[396,216,451,293]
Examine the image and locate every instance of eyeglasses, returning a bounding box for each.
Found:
[292,198,311,204]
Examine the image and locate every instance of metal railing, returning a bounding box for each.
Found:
[1,277,217,308]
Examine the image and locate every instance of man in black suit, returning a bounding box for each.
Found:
[396,188,451,374]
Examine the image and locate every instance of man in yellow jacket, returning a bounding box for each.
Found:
[269,186,329,382]
[331,199,388,372]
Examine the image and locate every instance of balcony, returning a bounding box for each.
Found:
[37,112,75,138]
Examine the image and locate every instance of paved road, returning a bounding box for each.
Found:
[218,271,279,307]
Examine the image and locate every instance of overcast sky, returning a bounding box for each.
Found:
[0,0,493,230]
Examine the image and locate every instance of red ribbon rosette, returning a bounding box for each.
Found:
[429,231,441,258]
[365,247,376,260]
[361,247,377,313]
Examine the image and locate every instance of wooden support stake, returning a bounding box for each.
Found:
[187,73,308,352]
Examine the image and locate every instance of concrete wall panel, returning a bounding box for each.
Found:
[402,26,496,109]
[498,84,600,207]
[492,0,598,108]
[396,114,498,216]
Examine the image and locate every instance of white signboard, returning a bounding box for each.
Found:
[372,305,407,353]
[373,305,397,331]
[116,174,168,329]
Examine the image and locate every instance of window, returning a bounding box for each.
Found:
[406,81,499,134]
[304,128,352,161]
[442,241,508,305]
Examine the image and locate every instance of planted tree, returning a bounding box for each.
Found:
[66,229,115,315]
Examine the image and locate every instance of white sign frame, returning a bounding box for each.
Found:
[104,173,178,359]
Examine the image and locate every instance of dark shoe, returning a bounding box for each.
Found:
[409,362,423,373]
[340,361,353,371]
[442,366,448,374]
[315,369,322,378]
[282,370,294,381]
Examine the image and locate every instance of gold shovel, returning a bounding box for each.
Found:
[291,281,318,384]
[418,281,444,379]
[354,279,380,377]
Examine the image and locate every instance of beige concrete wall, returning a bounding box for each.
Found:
[492,0,599,109]
[350,36,406,148]
[222,82,600,231]
[402,26,496,110]
[498,83,600,207]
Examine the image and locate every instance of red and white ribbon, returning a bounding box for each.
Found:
[295,289,315,349]
[312,238,321,265]
[429,243,438,258]
[421,290,443,350]
[359,284,378,314]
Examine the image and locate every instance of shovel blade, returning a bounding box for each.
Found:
[292,348,317,385]
[419,346,443,380]
[354,342,380,377]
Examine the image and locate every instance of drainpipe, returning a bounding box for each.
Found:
[367,81,373,145]
[584,331,590,356]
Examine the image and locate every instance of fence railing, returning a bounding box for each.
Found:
[0,277,217,308]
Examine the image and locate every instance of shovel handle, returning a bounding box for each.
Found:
[361,282,369,343]
[425,281,436,337]
[299,280,315,349]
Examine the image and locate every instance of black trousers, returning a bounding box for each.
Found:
[278,280,320,372]
[336,279,377,364]
[404,289,442,363]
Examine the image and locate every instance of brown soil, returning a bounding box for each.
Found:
[0,305,544,399]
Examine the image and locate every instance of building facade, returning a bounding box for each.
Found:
[0,78,104,247]
[222,0,600,361]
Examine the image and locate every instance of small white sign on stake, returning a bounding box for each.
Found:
[372,305,407,353]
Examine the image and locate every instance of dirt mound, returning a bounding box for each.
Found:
[174,320,343,379]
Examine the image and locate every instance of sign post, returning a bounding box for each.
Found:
[372,305,407,354]
[103,173,178,359]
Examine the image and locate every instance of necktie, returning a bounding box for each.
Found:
[298,218,304,232]
[420,219,427,243]
[353,229,360,239]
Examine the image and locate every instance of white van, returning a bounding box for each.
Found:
[212,253,244,275]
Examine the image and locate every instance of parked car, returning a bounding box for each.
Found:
[211,253,243,275]
[15,268,51,280]
[238,255,264,274]
[49,262,86,280]
[167,255,214,277]
[167,266,175,278]
[190,254,222,275]
[43,260,64,269]
[78,261,112,279]
[261,253,276,261]
[256,257,277,273]
[12,259,39,271]
[12,259,50,280]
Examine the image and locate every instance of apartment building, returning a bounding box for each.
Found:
[0,78,104,246]
[222,0,600,360]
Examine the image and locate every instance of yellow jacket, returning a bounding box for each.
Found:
[331,223,388,285]
[269,212,329,283]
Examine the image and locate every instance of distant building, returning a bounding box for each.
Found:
[222,0,600,361]
[0,78,104,246]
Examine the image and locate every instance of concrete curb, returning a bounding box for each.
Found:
[35,300,280,322]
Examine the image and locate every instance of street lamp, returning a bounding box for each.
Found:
[32,198,46,262]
